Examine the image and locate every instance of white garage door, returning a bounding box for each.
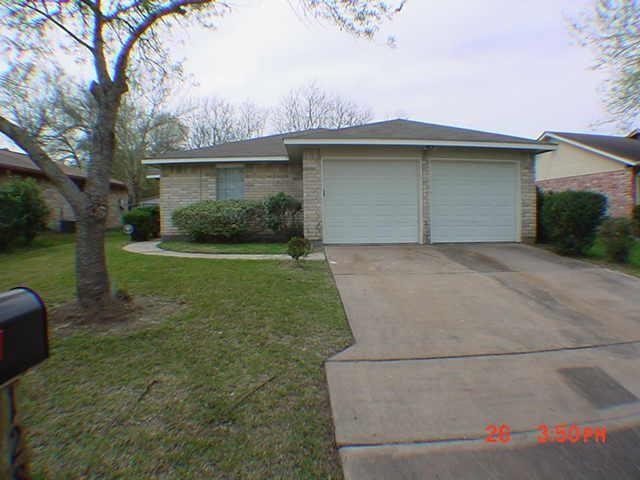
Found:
[431,161,518,243]
[323,159,419,244]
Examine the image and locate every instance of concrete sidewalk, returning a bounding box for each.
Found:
[325,244,640,479]
[123,241,326,260]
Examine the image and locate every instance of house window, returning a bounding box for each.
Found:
[217,167,244,200]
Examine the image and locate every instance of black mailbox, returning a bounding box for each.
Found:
[0,288,49,386]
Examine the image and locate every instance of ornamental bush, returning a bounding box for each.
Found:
[263,192,302,237]
[633,205,640,237]
[598,217,635,263]
[287,236,312,263]
[541,190,607,255]
[172,200,263,242]
[123,205,159,241]
[0,177,49,250]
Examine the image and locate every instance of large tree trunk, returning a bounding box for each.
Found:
[75,214,111,309]
[73,87,122,310]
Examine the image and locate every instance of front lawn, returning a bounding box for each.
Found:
[0,232,351,479]
[159,240,289,255]
[586,236,640,276]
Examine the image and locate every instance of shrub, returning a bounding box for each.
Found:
[287,237,312,263]
[0,177,49,250]
[598,217,635,263]
[263,192,302,237]
[633,205,640,237]
[541,190,607,255]
[123,207,157,241]
[172,200,263,242]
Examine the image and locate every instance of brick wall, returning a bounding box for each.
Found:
[520,155,537,243]
[302,150,322,241]
[537,169,635,218]
[159,163,303,237]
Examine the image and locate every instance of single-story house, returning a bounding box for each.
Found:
[536,130,640,217]
[0,148,128,230]
[143,119,555,244]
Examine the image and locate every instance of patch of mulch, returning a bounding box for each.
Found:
[50,296,186,338]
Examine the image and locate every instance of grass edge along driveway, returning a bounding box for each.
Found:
[0,232,351,479]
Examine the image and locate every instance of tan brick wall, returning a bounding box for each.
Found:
[159,162,303,237]
[302,150,322,240]
[520,155,537,243]
[0,172,126,230]
[537,168,635,218]
[244,162,302,200]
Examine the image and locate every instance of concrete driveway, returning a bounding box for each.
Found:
[325,244,640,479]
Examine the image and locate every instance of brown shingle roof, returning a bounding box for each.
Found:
[147,120,551,162]
[152,129,329,160]
[544,132,640,165]
[286,119,543,144]
[0,148,126,188]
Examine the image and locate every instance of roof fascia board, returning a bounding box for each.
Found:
[283,138,555,151]
[539,132,637,166]
[142,156,289,165]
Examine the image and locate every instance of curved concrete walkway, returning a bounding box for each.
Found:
[123,241,326,261]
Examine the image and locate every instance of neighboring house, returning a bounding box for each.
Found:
[143,119,555,244]
[536,131,640,217]
[0,148,128,230]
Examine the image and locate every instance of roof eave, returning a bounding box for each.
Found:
[142,156,290,165]
[282,138,556,153]
[539,132,638,166]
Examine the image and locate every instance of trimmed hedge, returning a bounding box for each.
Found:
[0,177,49,250]
[541,190,607,255]
[172,200,263,242]
[263,192,302,236]
[123,205,160,241]
[599,217,635,263]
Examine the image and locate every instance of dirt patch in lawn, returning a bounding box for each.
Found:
[50,295,186,337]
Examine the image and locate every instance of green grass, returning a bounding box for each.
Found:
[159,240,289,255]
[585,236,640,276]
[0,232,351,479]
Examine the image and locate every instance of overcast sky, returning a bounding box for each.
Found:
[0,0,623,151]
[169,0,616,139]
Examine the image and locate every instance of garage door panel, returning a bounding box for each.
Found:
[323,159,419,244]
[431,161,518,243]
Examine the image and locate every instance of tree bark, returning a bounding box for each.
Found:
[75,214,110,309]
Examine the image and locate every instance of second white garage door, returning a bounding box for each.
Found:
[430,161,519,243]
[323,159,419,244]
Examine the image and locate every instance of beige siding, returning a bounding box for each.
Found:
[536,140,624,181]
[159,162,302,237]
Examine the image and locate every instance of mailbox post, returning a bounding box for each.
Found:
[0,288,49,480]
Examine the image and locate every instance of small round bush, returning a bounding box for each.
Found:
[541,190,607,255]
[0,177,49,250]
[122,207,157,241]
[287,237,311,262]
[598,217,635,263]
[172,200,263,242]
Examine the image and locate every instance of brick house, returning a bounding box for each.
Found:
[0,148,128,230]
[536,131,640,217]
[143,119,555,244]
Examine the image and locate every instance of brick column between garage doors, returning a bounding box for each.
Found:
[302,149,322,241]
